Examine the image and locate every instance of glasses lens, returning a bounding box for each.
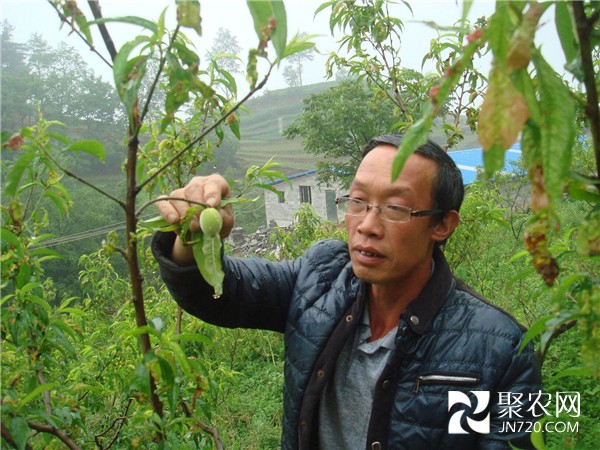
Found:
[381,204,411,222]
[338,197,365,215]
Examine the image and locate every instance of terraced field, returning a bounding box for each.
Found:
[235,81,479,173]
[236,82,334,170]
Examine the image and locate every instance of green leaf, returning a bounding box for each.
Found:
[113,36,149,123]
[88,16,158,33]
[487,1,512,63]
[550,366,593,382]
[533,54,576,205]
[9,416,29,450]
[19,382,59,408]
[4,150,35,197]
[229,116,241,139]
[391,104,434,181]
[1,228,23,256]
[519,314,552,352]
[24,294,52,315]
[177,332,212,345]
[283,33,316,58]
[192,232,224,297]
[555,2,580,78]
[140,215,180,232]
[64,140,106,161]
[157,356,175,388]
[531,417,548,450]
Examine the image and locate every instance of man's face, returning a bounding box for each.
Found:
[345,145,441,288]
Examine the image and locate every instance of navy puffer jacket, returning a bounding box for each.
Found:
[152,233,542,450]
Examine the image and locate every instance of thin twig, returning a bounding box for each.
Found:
[44,150,124,208]
[136,26,181,134]
[137,63,276,194]
[36,371,52,417]
[94,399,133,450]
[181,401,224,450]
[46,1,113,68]
[136,197,208,217]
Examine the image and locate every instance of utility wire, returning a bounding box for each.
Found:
[30,214,156,249]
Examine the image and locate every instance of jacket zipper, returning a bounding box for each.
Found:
[412,374,480,393]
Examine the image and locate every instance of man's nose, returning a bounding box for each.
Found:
[357,206,384,234]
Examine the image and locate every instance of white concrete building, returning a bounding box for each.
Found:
[264,169,344,227]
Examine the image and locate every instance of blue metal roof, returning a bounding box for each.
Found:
[268,144,522,187]
[449,143,522,184]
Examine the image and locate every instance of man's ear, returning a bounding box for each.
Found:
[431,210,460,243]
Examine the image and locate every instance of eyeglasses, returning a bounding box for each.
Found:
[336,196,443,223]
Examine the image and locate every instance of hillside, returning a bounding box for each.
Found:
[237,81,336,171]
[235,81,480,173]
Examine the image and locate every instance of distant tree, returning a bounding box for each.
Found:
[282,31,315,87]
[25,35,122,124]
[284,80,397,187]
[318,0,484,145]
[0,22,35,129]
[206,27,242,74]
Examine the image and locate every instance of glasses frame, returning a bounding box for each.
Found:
[335,195,444,223]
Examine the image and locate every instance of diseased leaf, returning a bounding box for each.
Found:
[478,67,529,175]
[506,2,543,73]
[247,0,287,60]
[176,0,202,34]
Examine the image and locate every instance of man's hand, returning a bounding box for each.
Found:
[155,175,234,265]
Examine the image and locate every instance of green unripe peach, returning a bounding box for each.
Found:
[200,207,223,237]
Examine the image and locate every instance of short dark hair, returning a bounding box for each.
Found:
[362,134,465,222]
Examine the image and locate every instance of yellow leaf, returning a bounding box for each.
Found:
[479,67,529,153]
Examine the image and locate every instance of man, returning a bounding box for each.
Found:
[152,134,542,449]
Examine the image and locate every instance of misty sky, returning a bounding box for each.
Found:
[1,0,563,93]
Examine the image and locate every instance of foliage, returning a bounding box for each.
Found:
[269,203,346,259]
[389,1,600,388]
[1,0,315,448]
[284,79,398,187]
[445,176,600,449]
[316,0,486,147]
[281,31,316,87]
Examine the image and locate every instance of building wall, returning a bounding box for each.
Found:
[264,172,344,227]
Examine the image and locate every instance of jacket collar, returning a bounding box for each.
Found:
[401,247,454,335]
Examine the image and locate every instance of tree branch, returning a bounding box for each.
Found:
[27,422,81,450]
[87,0,117,62]
[136,25,181,137]
[94,399,133,450]
[46,0,113,68]
[571,1,600,191]
[43,150,125,208]
[538,319,578,364]
[181,401,223,450]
